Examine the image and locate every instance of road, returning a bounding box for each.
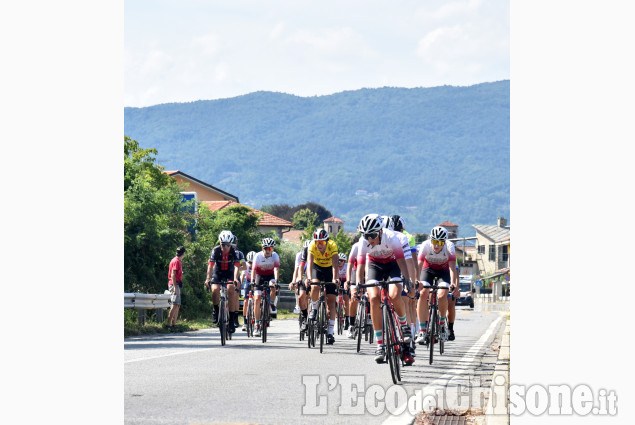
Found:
[125,303,508,424]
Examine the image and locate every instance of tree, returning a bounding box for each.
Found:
[333,229,354,259]
[124,136,188,293]
[292,208,320,230]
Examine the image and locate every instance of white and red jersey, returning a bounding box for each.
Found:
[338,264,348,281]
[392,230,413,260]
[252,251,280,276]
[348,241,361,270]
[242,261,253,282]
[417,240,456,270]
[357,228,410,265]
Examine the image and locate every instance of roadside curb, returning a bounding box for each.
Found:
[485,315,510,425]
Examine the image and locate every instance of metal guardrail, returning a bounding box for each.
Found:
[124,293,172,324]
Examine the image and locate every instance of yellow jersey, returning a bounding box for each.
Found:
[308,240,339,268]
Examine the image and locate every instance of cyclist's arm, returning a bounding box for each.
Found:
[233,263,241,283]
[307,251,314,281]
[449,260,459,290]
[206,262,214,283]
[396,257,414,283]
[331,253,339,283]
[274,266,279,283]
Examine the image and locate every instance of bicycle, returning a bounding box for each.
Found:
[353,287,373,352]
[308,281,331,353]
[336,285,346,335]
[357,279,405,385]
[208,279,232,346]
[256,280,274,343]
[424,278,448,365]
[292,281,307,341]
[244,282,255,338]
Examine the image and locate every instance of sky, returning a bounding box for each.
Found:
[125,0,509,106]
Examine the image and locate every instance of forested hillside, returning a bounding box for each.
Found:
[124,80,509,234]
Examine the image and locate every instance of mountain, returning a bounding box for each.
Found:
[124,80,509,235]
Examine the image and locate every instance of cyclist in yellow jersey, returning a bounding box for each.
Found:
[304,228,340,345]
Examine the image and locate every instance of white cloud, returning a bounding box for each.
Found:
[192,34,220,56]
[269,22,285,40]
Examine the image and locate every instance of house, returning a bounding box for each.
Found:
[203,201,293,238]
[472,217,510,279]
[437,221,459,239]
[282,229,304,245]
[323,216,345,235]
[164,170,239,202]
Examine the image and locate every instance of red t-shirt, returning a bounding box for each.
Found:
[168,256,183,285]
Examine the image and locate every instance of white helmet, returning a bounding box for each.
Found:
[338,253,347,261]
[231,234,238,247]
[261,237,276,248]
[380,215,391,229]
[430,226,448,241]
[358,214,383,236]
[246,251,256,262]
[218,230,234,244]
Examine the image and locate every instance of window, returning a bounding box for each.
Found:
[328,225,332,233]
[500,245,509,261]
[489,245,496,262]
[478,245,485,255]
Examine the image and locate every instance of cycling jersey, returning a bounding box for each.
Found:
[252,251,280,277]
[402,230,417,254]
[235,249,246,265]
[357,228,410,266]
[308,240,339,268]
[242,262,252,282]
[417,239,456,270]
[338,263,347,281]
[208,245,241,273]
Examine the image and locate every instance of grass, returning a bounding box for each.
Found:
[124,308,298,338]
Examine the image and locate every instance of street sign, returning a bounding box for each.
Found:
[475,280,482,287]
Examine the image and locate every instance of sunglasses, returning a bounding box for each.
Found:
[431,239,445,246]
[316,240,326,246]
[221,243,231,247]
[338,259,346,263]
[365,232,379,240]
[264,247,274,251]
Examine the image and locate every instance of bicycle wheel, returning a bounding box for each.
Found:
[356,303,364,353]
[299,312,304,341]
[319,301,326,353]
[384,306,401,384]
[307,307,314,348]
[219,300,226,346]
[429,308,437,365]
[337,300,343,335]
[226,303,232,341]
[247,299,254,337]
[262,298,269,343]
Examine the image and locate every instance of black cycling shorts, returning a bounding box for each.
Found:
[367,261,402,284]
[212,269,234,284]
[420,268,452,287]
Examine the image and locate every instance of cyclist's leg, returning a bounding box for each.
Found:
[437,270,452,326]
[447,296,456,340]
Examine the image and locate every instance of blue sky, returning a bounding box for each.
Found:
[125,0,509,106]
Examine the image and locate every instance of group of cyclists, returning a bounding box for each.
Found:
[203,213,460,367]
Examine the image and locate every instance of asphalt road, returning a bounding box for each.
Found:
[125,303,508,425]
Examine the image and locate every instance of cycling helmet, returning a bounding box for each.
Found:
[391,215,404,232]
[231,234,238,247]
[303,240,311,248]
[246,251,256,262]
[338,253,347,261]
[218,230,234,244]
[380,215,392,230]
[358,214,383,235]
[313,229,330,241]
[430,226,448,241]
[261,237,276,248]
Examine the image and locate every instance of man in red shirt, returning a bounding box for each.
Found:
[167,246,186,331]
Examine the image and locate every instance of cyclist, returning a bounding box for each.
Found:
[231,234,246,328]
[251,237,280,337]
[290,240,311,330]
[388,214,419,357]
[414,226,460,345]
[204,230,242,333]
[337,252,350,330]
[356,214,416,365]
[303,229,339,345]
[240,251,256,331]
[346,238,363,339]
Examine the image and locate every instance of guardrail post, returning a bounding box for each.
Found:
[156,308,163,323]
[137,308,146,325]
